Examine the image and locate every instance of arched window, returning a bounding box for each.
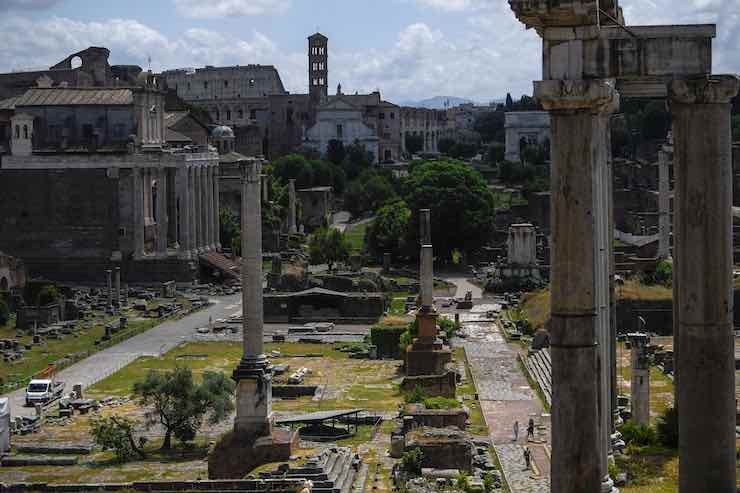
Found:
[226,109,231,121]
[14,125,19,139]
[237,108,244,120]
[0,277,8,291]
[23,125,28,139]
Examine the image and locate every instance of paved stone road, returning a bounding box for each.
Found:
[459,305,551,493]
[4,294,241,417]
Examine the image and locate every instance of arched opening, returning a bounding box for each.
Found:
[0,277,8,291]
[70,56,83,69]
[14,125,19,139]
[23,125,28,139]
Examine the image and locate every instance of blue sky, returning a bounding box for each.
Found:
[1,0,739,104]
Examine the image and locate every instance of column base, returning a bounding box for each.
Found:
[601,476,618,493]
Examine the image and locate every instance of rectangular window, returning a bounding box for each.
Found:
[250,109,257,119]
[313,78,318,86]
[379,112,385,120]
[224,80,229,87]
[319,78,325,86]
[337,124,343,138]
[204,81,208,89]
[390,112,395,119]
[318,62,324,70]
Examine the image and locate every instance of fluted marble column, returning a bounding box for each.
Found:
[132,167,145,260]
[156,167,169,257]
[214,165,222,249]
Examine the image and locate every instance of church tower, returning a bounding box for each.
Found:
[308,33,328,105]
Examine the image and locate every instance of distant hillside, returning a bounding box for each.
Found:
[400,96,474,109]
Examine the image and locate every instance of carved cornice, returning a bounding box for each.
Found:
[534,79,620,114]
[508,0,619,30]
[669,75,740,105]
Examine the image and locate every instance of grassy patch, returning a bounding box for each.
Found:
[389,291,413,315]
[520,289,550,331]
[345,220,373,255]
[617,448,678,493]
[617,279,672,301]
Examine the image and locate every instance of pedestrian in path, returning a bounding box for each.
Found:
[523,447,531,470]
[512,420,519,442]
[527,418,535,441]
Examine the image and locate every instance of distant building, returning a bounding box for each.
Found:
[0,252,26,293]
[164,111,210,147]
[400,107,449,154]
[504,111,551,162]
[298,186,333,231]
[0,76,220,283]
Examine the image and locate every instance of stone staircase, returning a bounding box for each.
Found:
[524,349,552,407]
[200,252,241,280]
[261,447,361,493]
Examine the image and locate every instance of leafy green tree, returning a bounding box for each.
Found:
[219,207,240,253]
[403,160,496,261]
[344,170,397,217]
[405,134,424,155]
[521,144,547,166]
[36,285,58,306]
[365,200,411,259]
[326,139,346,166]
[0,299,9,326]
[342,141,374,180]
[308,227,351,271]
[90,415,146,462]
[656,407,679,449]
[272,154,315,189]
[473,111,506,143]
[133,367,235,450]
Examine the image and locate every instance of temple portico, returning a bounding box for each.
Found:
[508,1,739,491]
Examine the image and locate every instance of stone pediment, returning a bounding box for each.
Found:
[320,98,360,111]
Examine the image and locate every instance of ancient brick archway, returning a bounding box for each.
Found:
[507,1,739,491]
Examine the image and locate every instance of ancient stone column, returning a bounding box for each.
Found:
[188,167,198,256]
[537,78,618,493]
[629,333,650,426]
[114,267,121,309]
[105,269,113,309]
[234,158,272,436]
[157,167,169,257]
[196,166,205,252]
[261,174,269,203]
[288,179,297,234]
[205,166,214,250]
[132,167,145,260]
[214,165,222,250]
[658,148,671,258]
[177,167,192,259]
[418,209,433,310]
[670,75,739,493]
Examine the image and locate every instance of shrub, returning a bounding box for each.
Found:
[0,299,9,326]
[402,448,424,475]
[456,472,471,492]
[619,422,657,447]
[438,317,460,339]
[370,324,406,359]
[656,407,678,449]
[404,386,426,404]
[90,415,146,463]
[423,396,461,409]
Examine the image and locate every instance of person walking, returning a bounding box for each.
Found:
[512,420,519,442]
[523,447,531,470]
[527,418,535,441]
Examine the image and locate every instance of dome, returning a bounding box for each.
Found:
[212,125,235,139]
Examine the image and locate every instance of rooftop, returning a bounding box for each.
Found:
[13,88,134,107]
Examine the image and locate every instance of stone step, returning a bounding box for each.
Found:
[327,451,352,484]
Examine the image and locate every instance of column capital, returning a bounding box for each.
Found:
[240,159,262,184]
[535,78,619,113]
[669,75,740,105]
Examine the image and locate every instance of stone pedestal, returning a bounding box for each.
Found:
[671,75,739,493]
[233,362,273,437]
[208,427,298,480]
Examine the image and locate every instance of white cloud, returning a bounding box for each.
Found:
[410,0,490,12]
[173,0,290,19]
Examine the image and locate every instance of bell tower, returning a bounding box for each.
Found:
[308,33,328,105]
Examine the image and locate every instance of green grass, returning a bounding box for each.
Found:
[345,220,373,255]
[389,291,413,315]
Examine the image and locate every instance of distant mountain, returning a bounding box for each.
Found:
[399,96,475,109]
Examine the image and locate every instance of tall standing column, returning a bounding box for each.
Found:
[233,158,272,437]
[178,167,192,259]
[132,168,145,259]
[670,75,739,493]
[205,166,214,250]
[105,269,113,309]
[658,148,671,258]
[537,79,618,493]
[157,167,169,257]
[288,179,297,234]
[214,165,222,250]
[195,166,204,252]
[189,167,199,256]
[114,267,121,309]
[419,209,433,310]
[629,333,651,426]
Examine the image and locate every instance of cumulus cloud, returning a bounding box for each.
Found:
[0,0,62,10]
[411,0,490,12]
[172,0,290,19]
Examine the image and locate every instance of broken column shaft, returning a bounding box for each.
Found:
[114,267,121,309]
[105,269,113,309]
[629,333,650,426]
[671,75,739,493]
[538,78,618,493]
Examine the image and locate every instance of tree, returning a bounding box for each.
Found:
[308,227,351,271]
[473,111,506,143]
[365,200,411,259]
[133,367,235,450]
[90,415,147,463]
[403,160,496,261]
[505,93,514,110]
[342,140,374,180]
[405,134,424,155]
[401,448,424,475]
[219,207,240,254]
[656,407,679,449]
[343,170,397,217]
[326,139,346,166]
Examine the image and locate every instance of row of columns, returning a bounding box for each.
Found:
[542,75,739,492]
[132,163,220,260]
